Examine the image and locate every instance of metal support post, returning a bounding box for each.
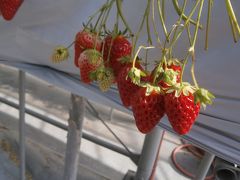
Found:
[135,127,164,180]
[195,151,215,180]
[19,70,26,180]
[63,94,85,180]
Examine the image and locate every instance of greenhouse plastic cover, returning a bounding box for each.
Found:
[0,0,240,164]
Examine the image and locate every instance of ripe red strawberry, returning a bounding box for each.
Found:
[167,60,182,82]
[164,92,200,135]
[78,49,103,84]
[74,30,102,67]
[131,87,165,134]
[103,35,132,76]
[0,0,23,21]
[117,63,143,107]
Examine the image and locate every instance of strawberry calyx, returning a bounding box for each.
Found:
[194,88,215,109]
[161,68,179,87]
[105,27,130,39]
[128,67,147,85]
[142,83,162,96]
[152,58,182,86]
[166,58,182,68]
[84,49,103,66]
[166,82,196,97]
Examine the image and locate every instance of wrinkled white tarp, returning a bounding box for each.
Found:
[0,0,240,165]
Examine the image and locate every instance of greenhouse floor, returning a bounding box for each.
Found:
[0,65,211,180]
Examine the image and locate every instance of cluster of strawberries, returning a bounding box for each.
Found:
[74,29,132,92]
[73,29,211,135]
[0,0,23,21]
[128,60,201,135]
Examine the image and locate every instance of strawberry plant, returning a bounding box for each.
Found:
[50,0,240,135]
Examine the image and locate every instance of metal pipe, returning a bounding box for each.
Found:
[0,95,139,161]
[19,70,26,180]
[63,94,85,180]
[135,127,164,180]
[195,151,215,180]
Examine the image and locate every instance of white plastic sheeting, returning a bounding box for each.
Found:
[0,0,240,164]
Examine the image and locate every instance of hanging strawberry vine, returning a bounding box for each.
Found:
[51,0,240,135]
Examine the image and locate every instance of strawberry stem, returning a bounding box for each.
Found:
[146,0,153,45]
[132,0,151,55]
[84,1,113,31]
[228,11,238,43]
[93,10,105,31]
[191,0,204,50]
[157,0,168,40]
[225,0,240,36]
[191,54,199,88]
[66,41,75,49]
[186,24,193,46]
[162,0,166,21]
[180,53,190,85]
[204,0,213,50]
[172,0,203,29]
[167,0,188,56]
[168,0,201,49]
[102,0,115,26]
[189,0,204,89]
[132,46,154,68]
[116,0,133,35]
[151,0,162,47]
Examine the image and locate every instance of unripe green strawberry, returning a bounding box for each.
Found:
[97,68,115,92]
